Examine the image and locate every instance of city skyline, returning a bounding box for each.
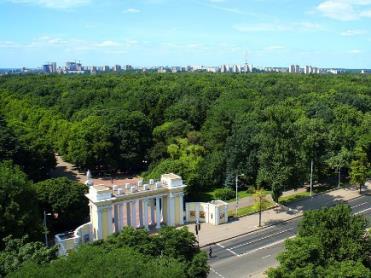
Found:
[1,0,371,68]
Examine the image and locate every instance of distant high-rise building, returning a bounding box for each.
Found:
[220,64,228,73]
[125,65,133,71]
[103,65,110,72]
[42,62,57,73]
[113,65,122,72]
[51,62,57,73]
[66,62,77,71]
[42,64,51,73]
[304,65,320,74]
[289,64,300,73]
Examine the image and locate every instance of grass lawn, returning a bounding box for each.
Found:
[278,191,311,205]
[200,189,272,203]
[228,199,276,218]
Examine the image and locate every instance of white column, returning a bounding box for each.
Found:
[179,193,184,225]
[114,204,119,232]
[168,193,175,226]
[118,203,124,230]
[126,202,131,226]
[139,200,143,227]
[143,199,149,230]
[131,201,137,228]
[107,206,113,236]
[150,202,155,225]
[97,207,103,240]
[156,197,161,229]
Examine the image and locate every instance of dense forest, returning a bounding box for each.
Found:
[0,73,370,200]
[0,72,369,276]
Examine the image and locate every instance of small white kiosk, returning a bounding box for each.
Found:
[186,200,228,225]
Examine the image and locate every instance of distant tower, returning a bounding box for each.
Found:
[244,51,251,73]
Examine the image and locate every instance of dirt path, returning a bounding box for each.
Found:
[49,155,86,183]
[49,154,140,185]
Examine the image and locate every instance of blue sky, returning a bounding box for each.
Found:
[1,0,370,68]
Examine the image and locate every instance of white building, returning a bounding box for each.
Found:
[55,173,186,255]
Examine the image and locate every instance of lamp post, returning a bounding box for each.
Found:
[43,210,52,247]
[310,159,313,197]
[235,174,245,217]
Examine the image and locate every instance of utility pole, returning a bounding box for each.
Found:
[43,211,51,247]
[258,194,262,227]
[338,166,341,189]
[310,159,313,197]
[235,175,238,217]
[235,174,244,217]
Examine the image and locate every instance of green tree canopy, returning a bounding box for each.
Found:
[10,245,187,278]
[267,204,370,278]
[33,177,89,234]
[0,236,57,277]
[0,161,41,247]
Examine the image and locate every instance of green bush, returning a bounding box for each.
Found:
[246,186,256,194]
[214,188,235,201]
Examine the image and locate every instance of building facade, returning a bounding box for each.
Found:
[55,173,186,255]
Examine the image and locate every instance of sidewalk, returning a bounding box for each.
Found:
[187,185,366,247]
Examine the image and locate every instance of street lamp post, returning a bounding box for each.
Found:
[235,174,245,218]
[310,159,313,197]
[43,210,52,247]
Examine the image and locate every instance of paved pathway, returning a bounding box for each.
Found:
[50,154,139,185]
[49,154,85,182]
[188,185,365,247]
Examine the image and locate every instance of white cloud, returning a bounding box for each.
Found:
[360,9,371,16]
[0,41,21,48]
[349,49,362,54]
[233,22,322,33]
[96,40,121,47]
[317,0,371,21]
[0,36,138,54]
[340,29,367,36]
[233,23,288,32]
[123,8,141,13]
[264,45,285,51]
[7,0,91,9]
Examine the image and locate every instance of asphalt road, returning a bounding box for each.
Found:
[205,195,371,278]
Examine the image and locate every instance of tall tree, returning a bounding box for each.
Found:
[268,204,370,278]
[326,147,351,188]
[33,178,89,234]
[0,161,41,248]
[350,147,369,194]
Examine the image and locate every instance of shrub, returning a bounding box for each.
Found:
[214,188,235,201]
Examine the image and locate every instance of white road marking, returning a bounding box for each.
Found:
[355,207,371,215]
[216,243,240,257]
[239,236,296,257]
[235,204,371,257]
[216,243,225,248]
[210,267,225,278]
[351,202,368,209]
[212,202,370,261]
[226,248,240,257]
[262,254,271,259]
[229,228,294,250]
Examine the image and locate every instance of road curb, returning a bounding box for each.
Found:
[200,193,365,248]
